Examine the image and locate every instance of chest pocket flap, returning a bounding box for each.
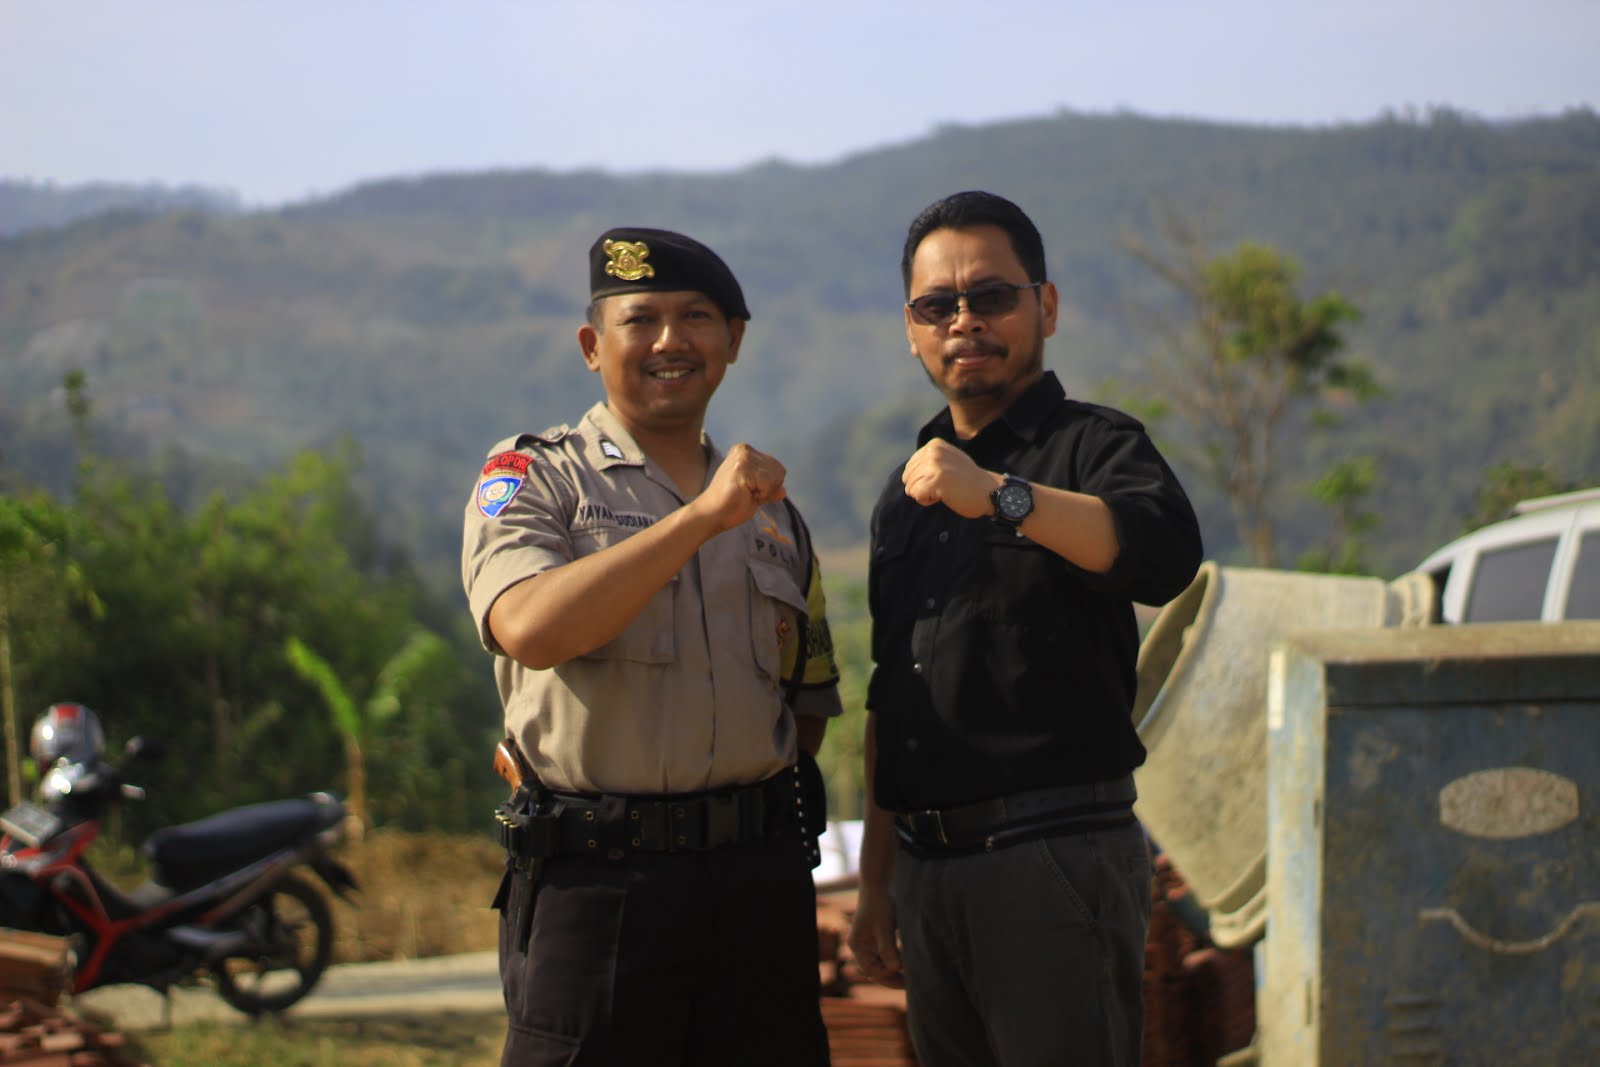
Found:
[747,557,807,681]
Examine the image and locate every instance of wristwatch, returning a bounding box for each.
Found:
[990,474,1034,530]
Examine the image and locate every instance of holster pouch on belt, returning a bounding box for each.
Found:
[493,784,555,953]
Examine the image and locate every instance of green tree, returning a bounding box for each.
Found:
[0,492,100,803]
[285,630,455,831]
[1297,456,1381,575]
[1464,462,1577,531]
[1124,216,1374,566]
[181,448,412,791]
[63,370,92,458]
[54,447,417,831]
[0,383,497,836]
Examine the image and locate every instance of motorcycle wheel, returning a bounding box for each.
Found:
[210,872,335,1015]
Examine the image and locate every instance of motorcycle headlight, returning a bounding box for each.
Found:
[38,761,88,804]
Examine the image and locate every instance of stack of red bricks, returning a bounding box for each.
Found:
[1141,854,1257,1067]
[817,891,920,1067]
[0,999,145,1067]
[1144,867,1196,1067]
[0,933,69,1011]
[0,930,145,1067]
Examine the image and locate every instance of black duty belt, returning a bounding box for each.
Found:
[498,772,794,860]
[894,775,1137,852]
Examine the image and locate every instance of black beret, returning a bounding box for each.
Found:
[588,227,750,321]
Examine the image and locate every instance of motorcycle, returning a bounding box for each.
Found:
[0,709,359,1016]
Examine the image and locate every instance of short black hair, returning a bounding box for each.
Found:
[900,190,1048,295]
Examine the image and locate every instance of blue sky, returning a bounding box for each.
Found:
[2,0,1596,207]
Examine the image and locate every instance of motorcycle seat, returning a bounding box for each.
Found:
[143,795,344,891]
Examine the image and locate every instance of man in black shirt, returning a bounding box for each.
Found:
[847,191,1203,1067]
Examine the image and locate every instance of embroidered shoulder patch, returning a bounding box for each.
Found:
[477,474,524,517]
[482,451,533,477]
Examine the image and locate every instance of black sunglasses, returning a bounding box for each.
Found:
[906,281,1043,326]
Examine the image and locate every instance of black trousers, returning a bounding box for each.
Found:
[893,820,1153,1067]
[498,832,830,1067]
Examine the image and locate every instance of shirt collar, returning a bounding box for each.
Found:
[915,371,1066,449]
[580,402,644,470]
[581,402,723,477]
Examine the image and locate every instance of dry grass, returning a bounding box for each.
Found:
[328,829,506,964]
[129,1013,504,1066]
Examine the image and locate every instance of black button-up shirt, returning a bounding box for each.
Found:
[867,372,1203,812]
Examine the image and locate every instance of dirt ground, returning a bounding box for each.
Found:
[328,829,506,964]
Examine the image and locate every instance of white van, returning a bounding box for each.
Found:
[1412,487,1600,624]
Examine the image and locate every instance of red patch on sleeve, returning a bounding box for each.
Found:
[482,452,533,477]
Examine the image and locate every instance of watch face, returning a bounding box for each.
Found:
[997,483,1032,519]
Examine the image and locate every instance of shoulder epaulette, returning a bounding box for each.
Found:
[483,425,571,459]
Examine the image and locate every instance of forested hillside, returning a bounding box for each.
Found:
[5,108,1599,584]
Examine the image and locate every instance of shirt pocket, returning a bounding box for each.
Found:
[939,528,1074,719]
[870,520,915,570]
[571,526,678,665]
[866,518,925,677]
[977,526,1063,622]
[747,556,807,683]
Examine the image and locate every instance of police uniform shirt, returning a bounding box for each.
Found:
[462,401,841,797]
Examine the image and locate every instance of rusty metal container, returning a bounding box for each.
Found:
[1261,622,1600,1065]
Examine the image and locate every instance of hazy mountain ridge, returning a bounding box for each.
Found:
[3,108,1598,585]
[0,178,241,237]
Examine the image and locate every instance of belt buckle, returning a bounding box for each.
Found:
[704,793,739,847]
[917,808,949,847]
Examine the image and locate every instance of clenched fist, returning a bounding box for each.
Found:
[902,439,1002,519]
[697,443,788,531]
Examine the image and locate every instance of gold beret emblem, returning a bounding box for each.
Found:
[603,239,655,282]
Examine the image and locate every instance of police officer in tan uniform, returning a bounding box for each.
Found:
[462,227,841,1067]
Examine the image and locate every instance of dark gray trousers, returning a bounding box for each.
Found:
[892,820,1153,1067]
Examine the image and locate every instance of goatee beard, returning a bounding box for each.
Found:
[920,338,1011,400]
[949,379,1011,401]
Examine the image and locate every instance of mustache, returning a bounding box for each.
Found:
[943,339,1007,363]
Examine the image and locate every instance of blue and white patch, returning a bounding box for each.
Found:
[600,438,624,460]
[477,474,524,517]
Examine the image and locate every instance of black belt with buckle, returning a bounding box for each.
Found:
[501,772,795,859]
[894,775,1137,852]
